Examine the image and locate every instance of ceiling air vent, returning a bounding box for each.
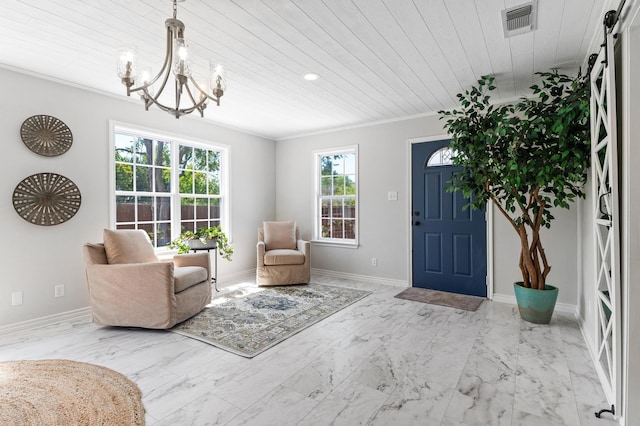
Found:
[502,0,537,38]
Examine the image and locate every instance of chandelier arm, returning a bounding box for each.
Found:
[189,76,222,106]
[128,23,175,94]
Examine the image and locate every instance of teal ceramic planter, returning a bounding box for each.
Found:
[513,282,559,324]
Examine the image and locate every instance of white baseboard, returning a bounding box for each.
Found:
[0,307,92,337]
[491,293,577,315]
[311,268,408,287]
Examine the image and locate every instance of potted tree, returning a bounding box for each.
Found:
[169,225,234,261]
[439,71,590,323]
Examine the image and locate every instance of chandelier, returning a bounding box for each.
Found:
[116,0,226,118]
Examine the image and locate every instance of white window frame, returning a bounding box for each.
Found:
[109,122,230,252]
[312,145,359,247]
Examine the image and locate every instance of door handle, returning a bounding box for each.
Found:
[414,221,421,226]
[413,211,420,216]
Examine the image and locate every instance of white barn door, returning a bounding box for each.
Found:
[590,31,621,413]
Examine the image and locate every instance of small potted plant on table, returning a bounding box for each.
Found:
[169,226,233,261]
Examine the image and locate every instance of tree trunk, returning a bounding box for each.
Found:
[518,224,539,289]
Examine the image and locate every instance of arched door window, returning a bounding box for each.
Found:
[426,147,455,167]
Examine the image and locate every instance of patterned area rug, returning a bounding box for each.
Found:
[0,359,144,425]
[395,287,484,311]
[171,283,371,358]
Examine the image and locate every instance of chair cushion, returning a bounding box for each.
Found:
[264,249,305,266]
[103,229,158,264]
[173,266,208,293]
[263,221,296,251]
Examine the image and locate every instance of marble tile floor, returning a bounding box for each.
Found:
[0,276,616,426]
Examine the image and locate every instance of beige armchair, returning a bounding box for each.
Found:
[257,221,310,286]
[83,229,211,329]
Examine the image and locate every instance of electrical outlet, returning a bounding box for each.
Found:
[11,292,23,306]
[54,284,65,298]
[387,191,398,201]
[372,257,377,266]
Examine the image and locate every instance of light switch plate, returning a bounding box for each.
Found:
[11,292,23,306]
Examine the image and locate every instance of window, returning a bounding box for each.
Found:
[314,146,358,245]
[427,147,455,166]
[112,125,227,249]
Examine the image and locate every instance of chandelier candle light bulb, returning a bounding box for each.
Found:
[116,0,226,118]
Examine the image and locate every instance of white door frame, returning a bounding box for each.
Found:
[406,135,494,299]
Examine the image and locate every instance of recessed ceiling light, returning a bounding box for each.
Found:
[303,73,320,81]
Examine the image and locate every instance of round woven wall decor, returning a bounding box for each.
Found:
[20,115,73,156]
[12,173,81,226]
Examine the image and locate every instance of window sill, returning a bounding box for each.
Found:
[311,240,359,249]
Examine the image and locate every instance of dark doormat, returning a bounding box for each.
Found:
[395,287,484,311]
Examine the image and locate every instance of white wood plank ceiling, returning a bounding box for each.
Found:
[0,0,616,139]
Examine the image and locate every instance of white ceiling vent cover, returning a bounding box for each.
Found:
[501,0,538,38]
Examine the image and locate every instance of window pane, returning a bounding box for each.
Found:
[343,153,356,174]
[116,196,135,223]
[427,147,455,167]
[179,145,194,170]
[208,151,220,172]
[135,166,152,192]
[344,198,356,218]
[344,219,355,239]
[208,171,220,195]
[210,198,220,220]
[155,141,171,167]
[135,138,152,165]
[321,219,331,238]
[320,156,333,176]
[332,176,344,196]
[181,221,195,233]
[345,175,356,195]
[156,197,171,221]
[193,148,207,171]
[321,199,330,218]
[332,199,343,218]
[195,199,208,220]
[157,222,171,247]
[115,164,133,191]
[321,177,332,196]
[116,223,135,230]
[138,197,153,221]
[181,197,194,220]
[179,170,193,193]
[332,219,344,238]
[194,172,207,194]
[154,167,170,192]
[115,134,134,162]
[332,156,344,175]
[196,221,208,230]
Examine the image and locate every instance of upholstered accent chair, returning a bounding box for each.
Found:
[257,221,310,286]
[83,229,211,329]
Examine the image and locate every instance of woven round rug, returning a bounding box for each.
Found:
[0,359,144,425]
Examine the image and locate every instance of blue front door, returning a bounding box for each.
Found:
[411,140,487,297]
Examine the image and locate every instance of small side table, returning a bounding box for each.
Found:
[189,246,219,292]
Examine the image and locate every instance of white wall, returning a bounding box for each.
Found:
[577,177,597,351]
[276,115,580,305]
[0,67,276,326]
